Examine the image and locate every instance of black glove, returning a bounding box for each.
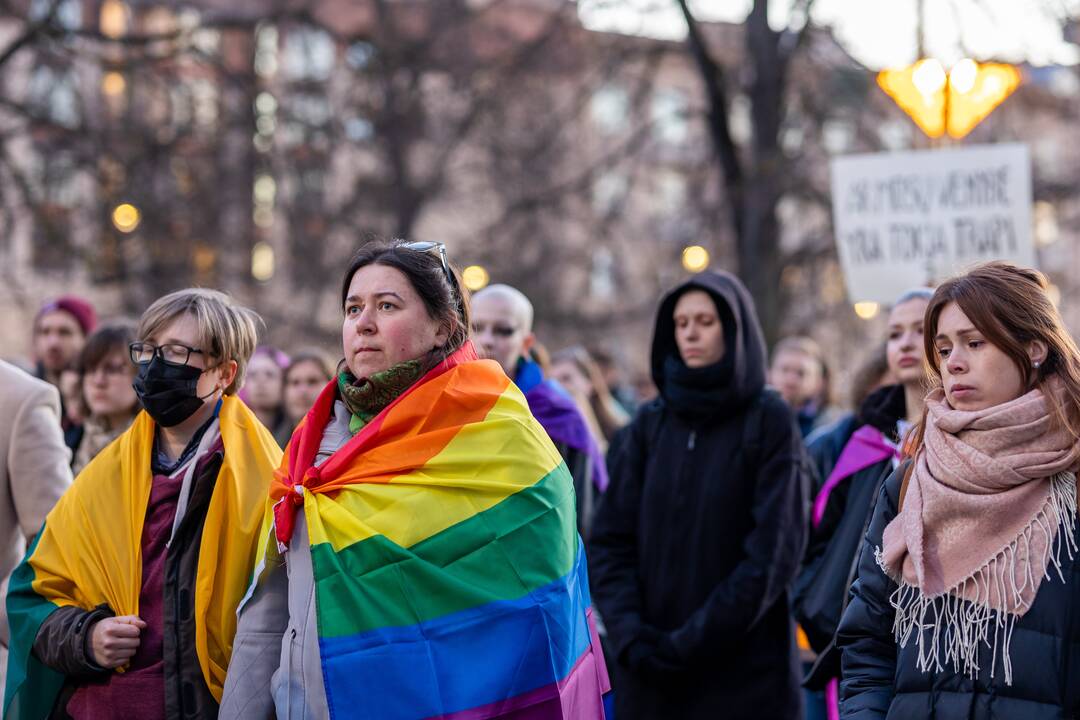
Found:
[642,630,683,675]
[621,625,683,675]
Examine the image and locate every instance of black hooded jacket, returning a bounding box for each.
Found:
[795,384,907,684]
[588,271,808,720]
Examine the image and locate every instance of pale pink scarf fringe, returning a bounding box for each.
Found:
[876,380,1080,685]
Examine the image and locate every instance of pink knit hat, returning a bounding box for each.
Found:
[36,295,98,336]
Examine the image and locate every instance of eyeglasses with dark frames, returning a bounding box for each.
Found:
[129,341,205,368]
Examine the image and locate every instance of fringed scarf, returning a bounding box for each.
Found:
[877,378,1080,685]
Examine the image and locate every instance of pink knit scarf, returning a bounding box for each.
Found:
[877,379,1079,684]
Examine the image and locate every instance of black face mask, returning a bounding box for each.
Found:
[133,357,216,428]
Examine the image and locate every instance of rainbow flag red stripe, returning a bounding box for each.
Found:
[266,343,608,719]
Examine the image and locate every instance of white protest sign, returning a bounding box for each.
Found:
[830,143,1033,304]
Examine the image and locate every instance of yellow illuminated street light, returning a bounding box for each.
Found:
[251,241,275,281]
[111,203,140,233]
[853,301,880,320]
[101,71,126,97]
[877,59,1021,139]
[100,0,128,39]
[681,245,709,273]
[462,265,489,291]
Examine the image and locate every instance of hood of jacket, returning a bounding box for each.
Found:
[857,383,908,442]
[650,270,767,418]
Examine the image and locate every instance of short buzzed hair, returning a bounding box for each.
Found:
[136,288,263,395]
[472,284,534,333]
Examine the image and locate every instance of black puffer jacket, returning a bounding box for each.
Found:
[796,385,906,671]
[589,271,808,720]
[838,466,1080,719]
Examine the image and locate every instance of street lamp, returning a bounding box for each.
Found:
[251,242,275,281]
[853,302,880,320]
[877,58,1021,139]
[111,203,140,233]
[681,245,709,273]
[462,265,490,291]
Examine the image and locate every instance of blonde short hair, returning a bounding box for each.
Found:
[136,288,262,395]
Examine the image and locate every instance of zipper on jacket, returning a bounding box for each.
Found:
[168,451,222,717]
[687,429,696,451]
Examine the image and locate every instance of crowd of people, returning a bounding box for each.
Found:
[1,241,1079,720]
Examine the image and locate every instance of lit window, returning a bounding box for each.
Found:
[36,153,79,207]
[590,85,629,133]
[289,92,331,127]
[822,119,854,154]
[28,66,80,128]
[656,171,686,214]
[877,121,911,151]
[728,94,751,145]
[282,26,335,82]
[170,84,193,128]
[344,117,374,141]
[592,171,628,214]
[589,247,615,301]
[29,0,81,30]
[651,88,689,144]
[190,79,218,127]
[346,41,376,70]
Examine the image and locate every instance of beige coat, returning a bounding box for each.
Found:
[0,360,73,696]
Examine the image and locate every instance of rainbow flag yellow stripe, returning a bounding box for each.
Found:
[269,344,608,719]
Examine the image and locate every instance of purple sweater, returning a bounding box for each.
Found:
[65,438,222,719]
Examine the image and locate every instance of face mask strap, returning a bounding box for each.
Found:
[197,361,228,401]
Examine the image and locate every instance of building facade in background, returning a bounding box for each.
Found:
[0,0,1077,399]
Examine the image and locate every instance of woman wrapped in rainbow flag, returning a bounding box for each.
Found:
[220,241,609,720]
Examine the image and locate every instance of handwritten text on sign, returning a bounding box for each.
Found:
[830,144,1033,304]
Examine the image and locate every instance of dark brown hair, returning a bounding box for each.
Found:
[77,321,137,376]
[904,262,1080,479]
[340,240,471,359]
[76,320,139,417]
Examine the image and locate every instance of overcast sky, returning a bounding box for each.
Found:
[578,0,1080,69]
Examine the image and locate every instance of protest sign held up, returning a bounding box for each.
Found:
[830,143,1034,303]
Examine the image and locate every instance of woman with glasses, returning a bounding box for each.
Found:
[4,288,282,720]
[70,321,141,475]
[221,240,609,720]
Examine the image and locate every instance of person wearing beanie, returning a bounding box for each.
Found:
[33,296,98,452]
[33,295,97,387]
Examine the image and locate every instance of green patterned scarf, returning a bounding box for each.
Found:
[337,359,424,434]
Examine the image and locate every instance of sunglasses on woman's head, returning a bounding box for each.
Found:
[400,241,454,288]
[398,240,465,320]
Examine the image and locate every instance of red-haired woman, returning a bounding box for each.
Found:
[838,262,1080,719]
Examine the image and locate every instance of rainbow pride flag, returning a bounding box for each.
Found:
[266,343,609,720]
